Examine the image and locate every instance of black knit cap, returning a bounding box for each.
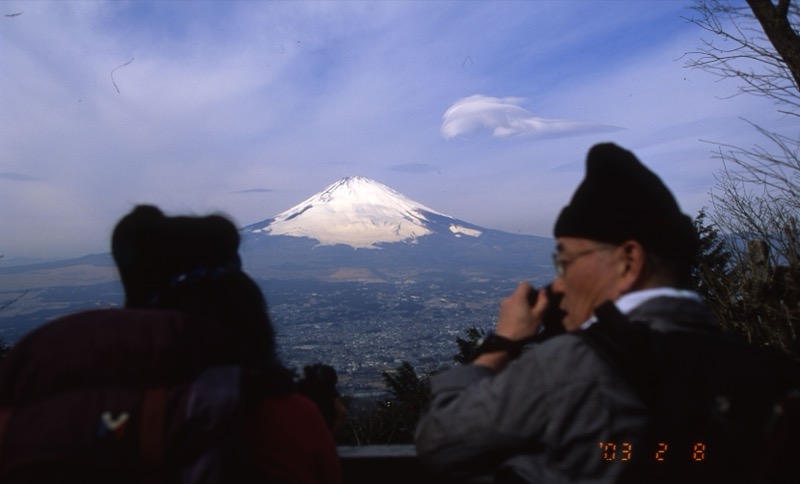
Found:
[554,143,697,263]
[111,205,242,307]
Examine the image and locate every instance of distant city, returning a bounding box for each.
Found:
[261,277,533,397]
[0,275,550,397]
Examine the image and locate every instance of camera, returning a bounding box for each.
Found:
[528,283,566,340]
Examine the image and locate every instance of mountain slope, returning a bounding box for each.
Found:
[240,176,554,283]
[243,176,483,249]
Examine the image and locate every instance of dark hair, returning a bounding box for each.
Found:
[112,205,242,308]
[151,270,279,368]
[111,205,284,373]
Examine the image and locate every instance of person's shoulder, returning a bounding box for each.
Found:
[253,392,321,418]
[244,393,343,484]
[527,331,599,356]
[245,392,332,446]
[519,333,610,376]
[628,295,717,332]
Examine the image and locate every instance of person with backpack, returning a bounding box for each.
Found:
[415,143,800,483]
[0,205,342,483]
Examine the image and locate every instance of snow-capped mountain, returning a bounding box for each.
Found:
[243,176,483,249]
[240,176,553,283]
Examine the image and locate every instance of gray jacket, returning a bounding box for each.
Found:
[414,296,717,483]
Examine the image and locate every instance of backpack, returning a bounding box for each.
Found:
[577,301,800,484]
[0,308,274,483]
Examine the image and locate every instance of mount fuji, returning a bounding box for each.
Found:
[240,177,554,283]
[243,176,484,249]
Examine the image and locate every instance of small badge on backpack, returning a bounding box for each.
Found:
[97,411,129,440]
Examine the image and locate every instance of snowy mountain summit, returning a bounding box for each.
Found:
[245,176,482,249]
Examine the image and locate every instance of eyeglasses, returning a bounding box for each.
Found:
[552,246,613,277]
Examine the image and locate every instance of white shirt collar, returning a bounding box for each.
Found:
[581,287,703,329]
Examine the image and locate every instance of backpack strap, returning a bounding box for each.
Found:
[574,301,659,407]
[141,387,167,466]
[0,407,10,458]
[593,300,630,328]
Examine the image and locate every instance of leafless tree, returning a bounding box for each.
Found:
[687,0,800,114]
[687,0,800,357]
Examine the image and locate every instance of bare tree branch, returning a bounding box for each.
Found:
[687,1,800,357]
[685,0,800,114]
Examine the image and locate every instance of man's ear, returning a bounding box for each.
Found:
[617,240,646,293]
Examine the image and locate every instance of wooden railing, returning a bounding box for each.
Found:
[338,445,437,483]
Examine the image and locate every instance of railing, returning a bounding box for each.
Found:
[338,445,437,483]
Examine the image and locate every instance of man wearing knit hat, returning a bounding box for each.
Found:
[415,143,716,482]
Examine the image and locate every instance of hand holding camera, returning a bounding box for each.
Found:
[474,282,568,367]
[534,283,567,340]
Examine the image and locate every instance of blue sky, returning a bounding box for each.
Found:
[0,0,793,260]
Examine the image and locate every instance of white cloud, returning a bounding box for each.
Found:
[440,95,621,140]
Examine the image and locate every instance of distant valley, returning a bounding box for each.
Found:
[0,262,552,396]
[0,177,556,394]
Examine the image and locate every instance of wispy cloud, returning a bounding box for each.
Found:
[0,172,38,182]
[234,188,276,194]
[440,95,622,140]
[388,163,440,174]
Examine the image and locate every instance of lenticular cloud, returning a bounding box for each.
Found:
[440,94,619,139]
